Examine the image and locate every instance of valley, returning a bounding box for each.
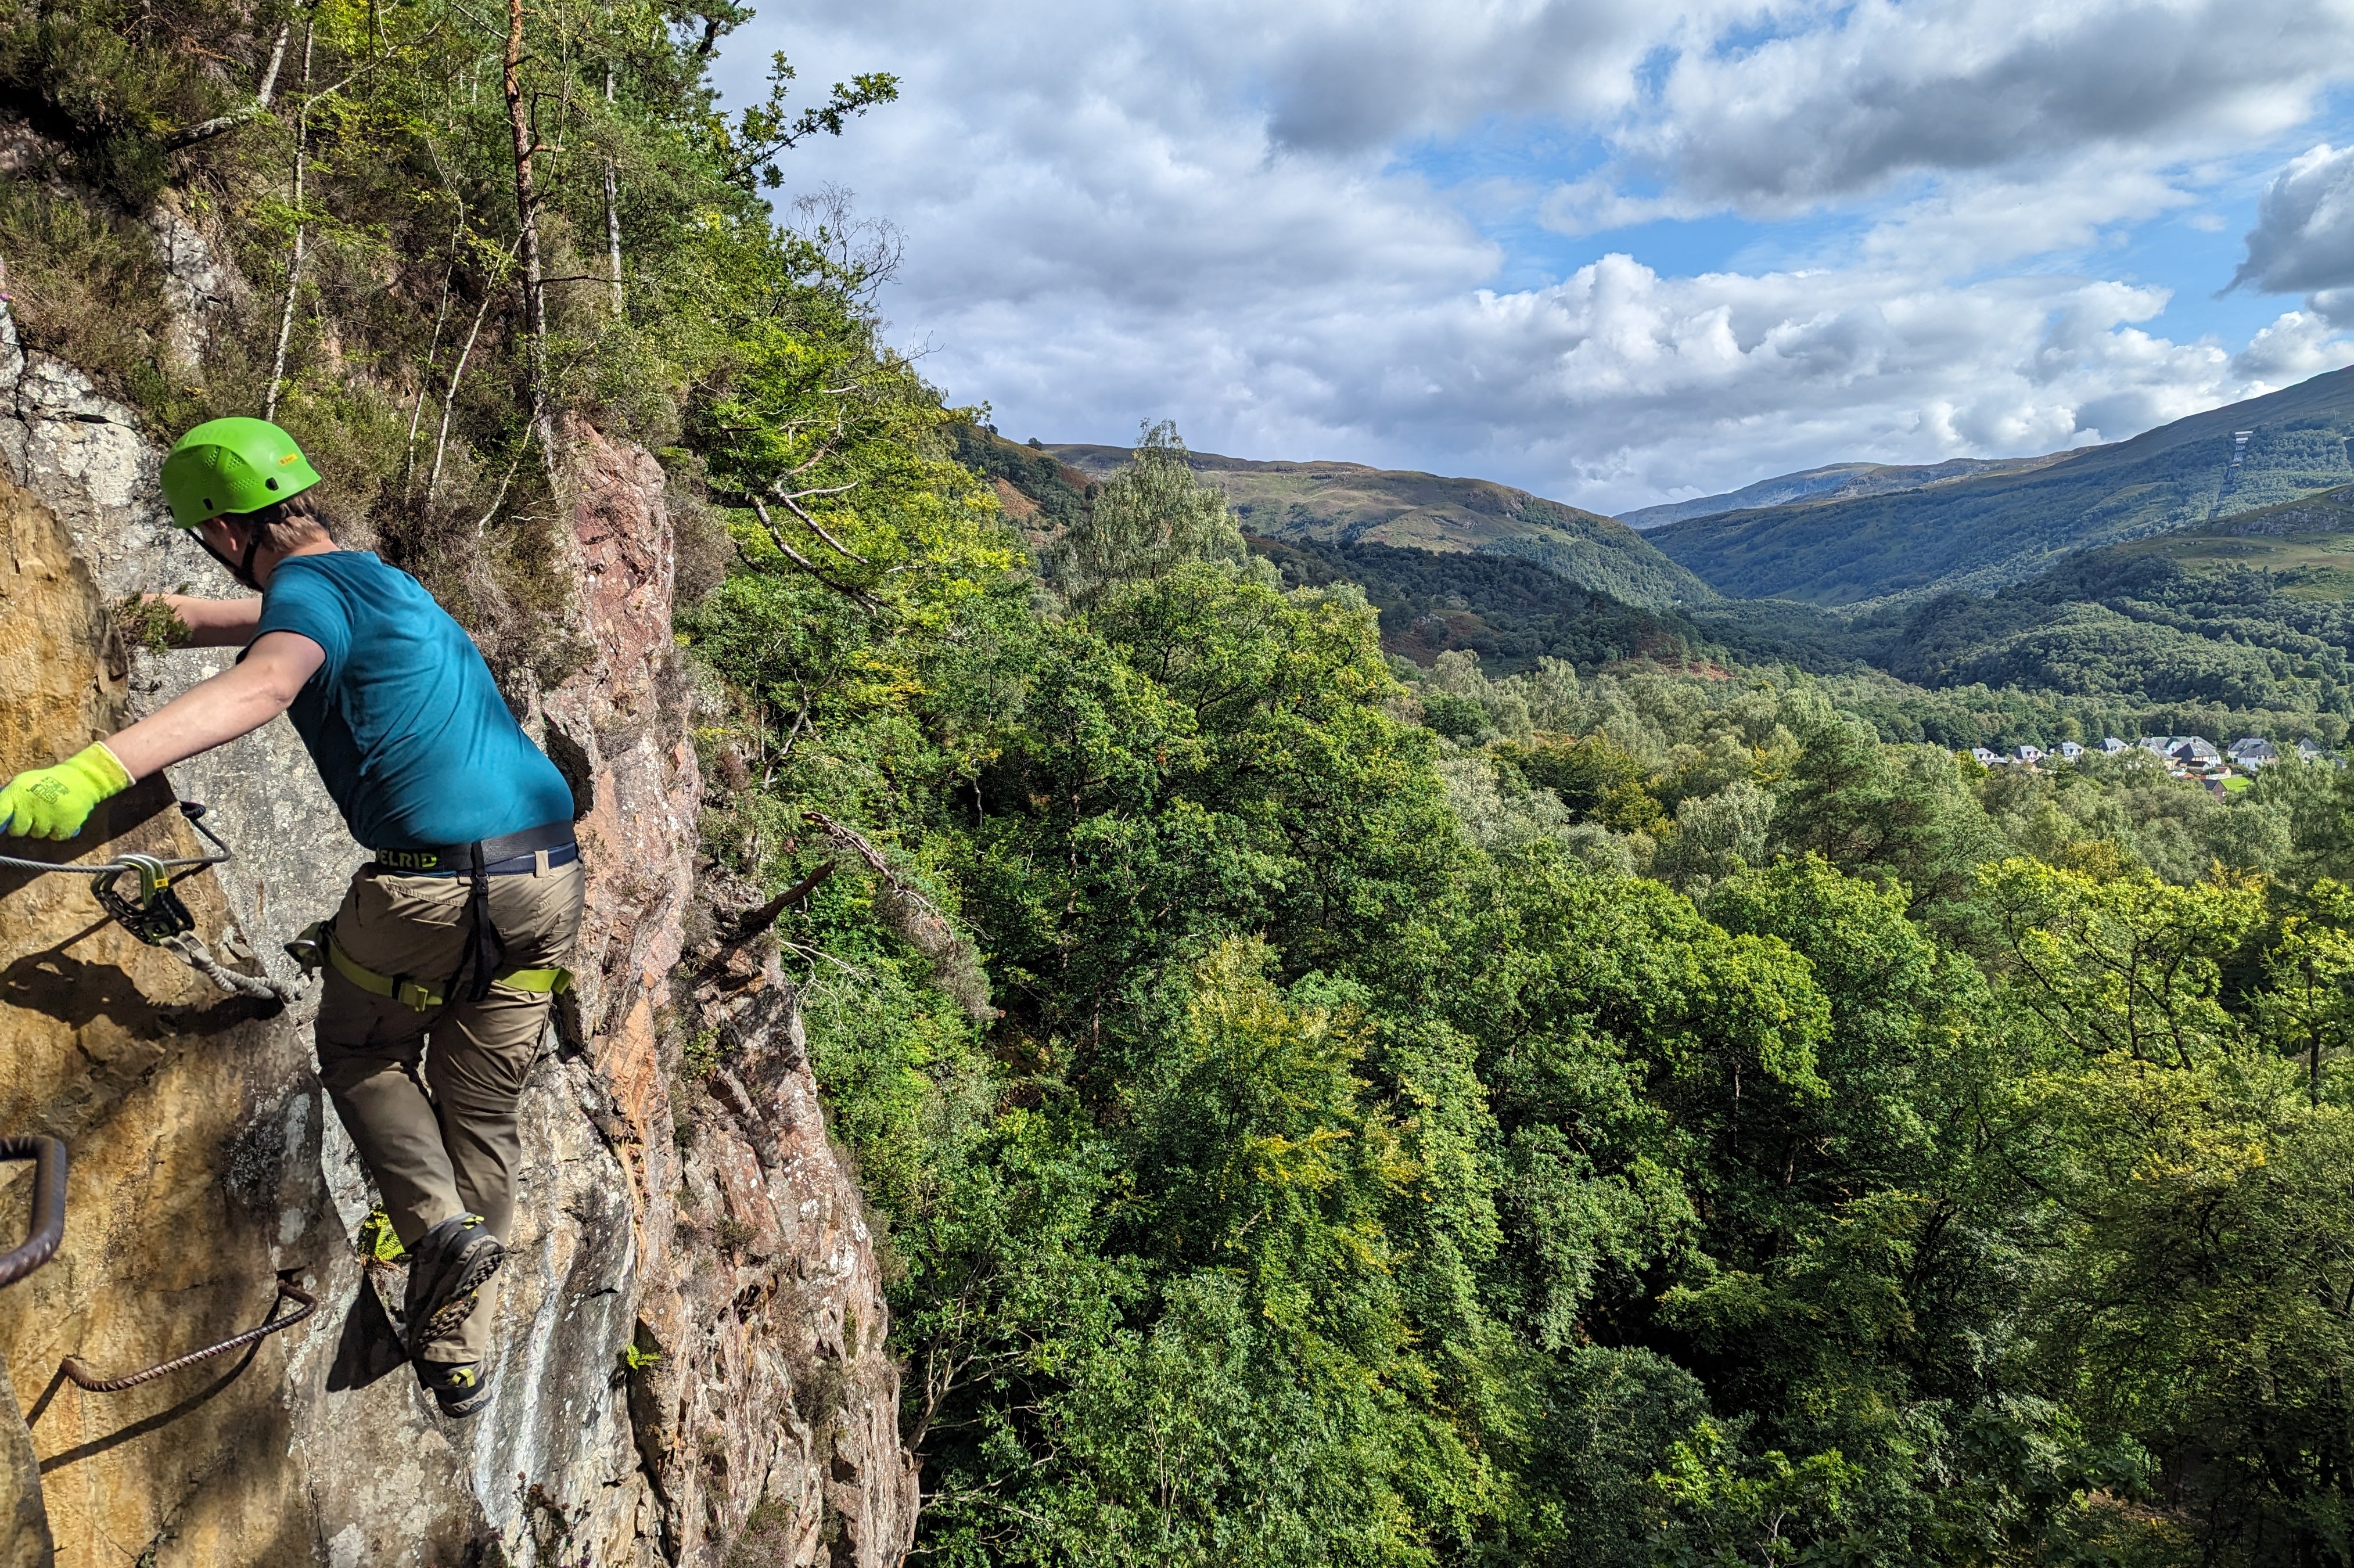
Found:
[990,368,2354,753]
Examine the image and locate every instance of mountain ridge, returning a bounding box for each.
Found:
[1648,365,2354,605]
[1617,451,2086,530]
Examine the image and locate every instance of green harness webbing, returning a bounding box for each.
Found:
[287,922,570,1012]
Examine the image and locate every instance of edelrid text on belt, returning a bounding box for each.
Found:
[0,800,294,1006]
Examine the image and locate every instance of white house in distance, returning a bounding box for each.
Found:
[1970,747,2001,767]
[2057,740,2084,761]
[2227,738,2279,767]
[2299,737,2331,763]
[2101,737,2131,754]
[2013,744,2044,765]
[2141,736,2222,767]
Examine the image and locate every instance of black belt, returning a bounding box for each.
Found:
[372,820,579,876]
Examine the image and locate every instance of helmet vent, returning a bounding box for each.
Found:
[266,478,279,490]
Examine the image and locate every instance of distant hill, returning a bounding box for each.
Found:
[1649,366,2354,605]
[1866,542,2354,714]
[1046,443,1714,610]
[1617,452,2079,530]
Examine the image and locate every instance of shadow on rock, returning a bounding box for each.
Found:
[0,948,278,1037]
[325,1275,409,1392]
[27,1342,265,1473]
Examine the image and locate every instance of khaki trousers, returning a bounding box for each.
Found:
[313,856,584,1364]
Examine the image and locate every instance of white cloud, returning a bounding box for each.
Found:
[728,0,2354,512]
[1537,177,1712,238]
[1628,0,2354,209]
[1857,160,2194,272]
[2233,142,2354,296]
[2229,309,2354,382]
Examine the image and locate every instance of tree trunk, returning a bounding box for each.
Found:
[604,65,624,314]
[262,24,314,423]
[504,0,558,488]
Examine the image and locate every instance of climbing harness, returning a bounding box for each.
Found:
[0,800,297,1006]
[0,1137,66,1290]
[284,920,571,1009]
[282,819,580,1007]
[59,1278,317,1393]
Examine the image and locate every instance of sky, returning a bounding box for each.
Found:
[716,0,2354,515]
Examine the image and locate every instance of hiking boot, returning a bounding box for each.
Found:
[403,1213,504,1344]
[417,1358,493,1418]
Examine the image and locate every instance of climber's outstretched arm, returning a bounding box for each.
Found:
[106,631,325,779]
[0,632,322,840]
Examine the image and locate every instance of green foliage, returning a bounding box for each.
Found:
[112,591,190,654]
[1872,548,2354,717]
[0,0,916,680]
[951,423,1093,530]
[1047,422,1252,609]
[40,0,2354,1553]
[1255,536,1713,674]
[711,51,899,190]
[692,419,2354,1562]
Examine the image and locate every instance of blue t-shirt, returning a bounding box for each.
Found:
[250,552,577,849]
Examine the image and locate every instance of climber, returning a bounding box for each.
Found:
[0,417,583,1418]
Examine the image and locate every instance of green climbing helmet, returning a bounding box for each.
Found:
[158,417,322,528]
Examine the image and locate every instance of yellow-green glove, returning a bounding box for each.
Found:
[0,743,132,841]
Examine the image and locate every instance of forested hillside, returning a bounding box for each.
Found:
[727,431,2354,1565]
[1651,367,2354,603]
[13,4,2354,1566]
[1045,434,1713,609]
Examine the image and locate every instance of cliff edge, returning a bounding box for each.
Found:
[0,321,916,1566]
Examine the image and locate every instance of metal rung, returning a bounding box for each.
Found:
[0,1138,65,1290]
[60,1279,316,1393]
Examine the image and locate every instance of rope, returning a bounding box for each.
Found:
[60,1278,318,1393]
[160,932,301,1006]
[0,799,232,879]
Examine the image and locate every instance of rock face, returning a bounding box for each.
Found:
[0,333,915,1565]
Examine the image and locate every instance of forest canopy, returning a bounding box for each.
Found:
[694,425,2354,1565]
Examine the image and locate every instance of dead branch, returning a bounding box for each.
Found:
[803,811,994,1022]
[426,235,520,503]
[772,484,869,564]
[403,185,468,494]
[746,497,882,612]
[165,20,293,148]
[732,862,837,942]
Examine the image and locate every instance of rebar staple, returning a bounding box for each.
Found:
[60,1278,317,1393]
[0,1138,66,1290]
